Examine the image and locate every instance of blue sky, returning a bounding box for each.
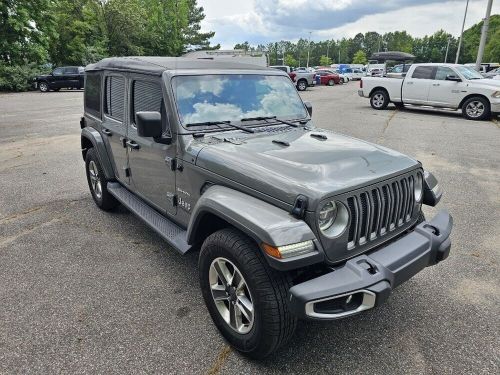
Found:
[198,0,500,48]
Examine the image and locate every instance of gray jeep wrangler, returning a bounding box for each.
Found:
[80,57,453,359]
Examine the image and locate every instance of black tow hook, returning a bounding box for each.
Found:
[423,224,440,236]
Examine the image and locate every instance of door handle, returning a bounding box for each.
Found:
[102,128,112,136]
[432,83,440,86]
[126,140,140,150]
[406,81,413,85]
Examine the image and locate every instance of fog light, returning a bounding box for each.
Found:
[262,240,315,259]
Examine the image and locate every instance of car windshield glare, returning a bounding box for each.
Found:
[455,66,484,80]
[171,74,307,126]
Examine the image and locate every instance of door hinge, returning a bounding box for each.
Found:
[166,192,178,207]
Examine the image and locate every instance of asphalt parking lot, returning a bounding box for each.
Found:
[1,84,499,374]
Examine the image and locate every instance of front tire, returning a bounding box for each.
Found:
[199,228,296,359]
[328,79,335,86]
[85,148,119,210]
[370,89,389,110]
[462,96,490,121]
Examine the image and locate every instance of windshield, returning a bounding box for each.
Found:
[455,66,484,80]
[171,74,307,126]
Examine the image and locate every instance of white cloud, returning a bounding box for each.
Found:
[198,0,500,48]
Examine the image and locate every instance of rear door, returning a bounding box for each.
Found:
[126,76,177,215]
[102,73,129,183]
[64,67,80,88]
[402,66,436,104]
[427,66,465,108]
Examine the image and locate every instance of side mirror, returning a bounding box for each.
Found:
[446,74,461,82]
[304,101,313,116]
[136,111,171,144]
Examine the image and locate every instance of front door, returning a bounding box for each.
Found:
[51,67,65,88]
[402,65,436,104]
[101,73,129,183]
[427,66,464,108]
[126,77,177,215]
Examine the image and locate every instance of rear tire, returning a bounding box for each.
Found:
[370,89,389,110]
[462,96,490,121]
[296,79,307,91]
[199,228,296,359]
[85,148,119,211]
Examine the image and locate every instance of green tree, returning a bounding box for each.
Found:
[284,54,297,67]
[0,0,55,65]
[234,42,251,51]
[319,55,332,66]
[352,50,367,65]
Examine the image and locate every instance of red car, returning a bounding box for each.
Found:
[315,70,341,86]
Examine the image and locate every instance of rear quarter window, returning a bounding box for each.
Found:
[84,73,101,118]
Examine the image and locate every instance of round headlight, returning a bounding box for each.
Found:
[318,201,349,238]
[415,173,423,202]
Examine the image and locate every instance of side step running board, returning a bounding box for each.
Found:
[107,182,191,255]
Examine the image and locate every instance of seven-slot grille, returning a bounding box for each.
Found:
[346,173,419,249]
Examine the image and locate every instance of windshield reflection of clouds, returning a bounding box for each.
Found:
[173,75,306,124]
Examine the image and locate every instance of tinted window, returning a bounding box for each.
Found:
[133,80,162,115]
[84,74,101,117]
[435,67,455,80]
[64,67,78,74]
[53,68,64,76]
[105,76,125,121]
[412,66,435,79]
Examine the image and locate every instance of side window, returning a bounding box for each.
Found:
[105,76,125,121]
[411,66,435,79]
[435,67,456,80]
[64,67,78,74]
[84,73,101,118]
[53,68,64,76]
[132,80,168,133]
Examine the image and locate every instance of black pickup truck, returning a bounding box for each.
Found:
[34,66,85,92]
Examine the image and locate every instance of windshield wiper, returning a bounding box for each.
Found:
[185,120,254,133]
[240,115,300,127]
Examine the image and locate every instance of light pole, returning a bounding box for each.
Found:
[306,32,312,68]
[476,0,494,70]
[326,41,330,60]
[444,36,451,63]
[455,0,470,64]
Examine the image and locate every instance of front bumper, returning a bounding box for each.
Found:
[358,89,365,97]
[288,210,453,320]
[490,100,500,114]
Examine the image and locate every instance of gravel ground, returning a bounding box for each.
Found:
[0,85,499,374]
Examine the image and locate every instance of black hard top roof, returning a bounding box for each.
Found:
[369,51,415,62]
[85,56,272,75]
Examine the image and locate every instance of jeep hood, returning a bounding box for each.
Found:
[195,128,420,210]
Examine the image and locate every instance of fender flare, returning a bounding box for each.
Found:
[187,185,317,248]
[81,127,115,180]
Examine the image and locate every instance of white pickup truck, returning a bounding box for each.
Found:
[358,63,500,120]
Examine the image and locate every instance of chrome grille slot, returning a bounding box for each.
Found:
[346,172,419,250]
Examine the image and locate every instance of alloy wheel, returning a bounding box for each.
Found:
[372,93,385,108]
[209,257,254,334]
[465,101,485,118]
[88,160,102,199]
